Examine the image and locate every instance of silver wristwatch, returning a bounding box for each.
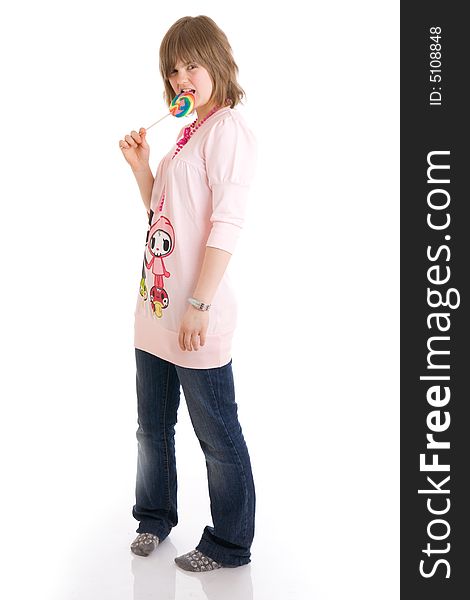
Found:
[187,297,211,311]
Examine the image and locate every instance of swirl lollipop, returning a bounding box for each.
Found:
[169,91,195,117]
[144,91,195,131]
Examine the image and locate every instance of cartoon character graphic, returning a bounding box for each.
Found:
[139,210,175,318]
[139,209,153,302]
[139,268,148,300]
[150,286,169,318]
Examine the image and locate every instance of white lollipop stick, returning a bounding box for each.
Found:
[143,91,195,131]
[144,113,171,131]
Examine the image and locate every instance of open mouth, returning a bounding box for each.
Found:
[180,89,196,94]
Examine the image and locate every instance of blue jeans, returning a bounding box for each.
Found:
[132,348,256,567]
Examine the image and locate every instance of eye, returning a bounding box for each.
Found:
[169,64,197,76]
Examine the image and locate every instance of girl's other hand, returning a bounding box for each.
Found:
[119,128,150,172]
[178,305,209,352]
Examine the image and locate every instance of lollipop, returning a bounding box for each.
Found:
[169,91,195,117]
[144,91,195,131]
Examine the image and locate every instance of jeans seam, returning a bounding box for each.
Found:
[205,368,249,547]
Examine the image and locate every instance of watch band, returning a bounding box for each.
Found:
[187,297,211,311]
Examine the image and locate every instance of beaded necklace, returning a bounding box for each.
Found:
[172,98,231,160]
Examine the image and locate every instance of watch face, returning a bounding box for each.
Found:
[188,298,210,310]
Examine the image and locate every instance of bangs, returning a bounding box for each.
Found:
[162,34,200,78]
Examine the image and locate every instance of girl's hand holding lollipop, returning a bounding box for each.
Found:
[119,128,150,172]
[119,91,195,171]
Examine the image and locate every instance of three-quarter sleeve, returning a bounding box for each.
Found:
[203,114,258,254]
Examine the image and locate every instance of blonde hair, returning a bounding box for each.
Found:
[159,15,246,110]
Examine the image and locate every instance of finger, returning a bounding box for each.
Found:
[184,332,193,351]
[199,324,207,347]
[139,128,149,148]
[124,134,138,147]
[119,139,129,150]
[130,130,142,143]
[191,332,200,351]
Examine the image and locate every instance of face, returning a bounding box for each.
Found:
[149,229,172,257]
[168,60,216,118]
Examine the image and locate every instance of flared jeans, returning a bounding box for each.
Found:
[132,348,256,566]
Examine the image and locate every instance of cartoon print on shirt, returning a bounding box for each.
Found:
[139,207,175,319]
[139,209,153,302]
[139,263,148,300]
[150,287,169,318]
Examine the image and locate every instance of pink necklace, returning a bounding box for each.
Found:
[172,99,230,159]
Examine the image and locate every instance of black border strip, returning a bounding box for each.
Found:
[401,2,468,597]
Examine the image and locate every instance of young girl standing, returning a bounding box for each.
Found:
[118,16,258,571]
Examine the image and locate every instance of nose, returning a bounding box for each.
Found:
[176,70,189,86]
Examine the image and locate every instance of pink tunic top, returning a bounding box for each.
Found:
[133,106,258,368]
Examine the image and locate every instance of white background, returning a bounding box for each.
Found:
[0,1,399,598]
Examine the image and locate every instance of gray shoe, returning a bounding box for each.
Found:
[174,549,222,571]
[130,533,160,556]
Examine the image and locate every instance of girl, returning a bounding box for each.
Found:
[118,16,258,572]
